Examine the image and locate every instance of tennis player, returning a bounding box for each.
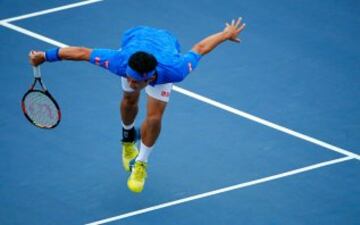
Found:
[29,18,246,193]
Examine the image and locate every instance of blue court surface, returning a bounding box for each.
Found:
[1,0,359,224]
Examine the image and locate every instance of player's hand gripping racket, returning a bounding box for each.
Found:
[21,66,61,129]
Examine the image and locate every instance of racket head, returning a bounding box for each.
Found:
[21,89,61,129]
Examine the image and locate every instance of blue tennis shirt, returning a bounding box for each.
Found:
[89,26,202,85]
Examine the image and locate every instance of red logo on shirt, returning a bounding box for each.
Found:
[161,91,170,97]
[95,57,100,65]
[104,60,109,68]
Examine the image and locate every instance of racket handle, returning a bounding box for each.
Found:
[33,66,41,78]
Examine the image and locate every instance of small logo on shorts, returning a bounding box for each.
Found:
[161,91,170,97]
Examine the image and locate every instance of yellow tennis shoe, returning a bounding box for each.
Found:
[127,161,147,193]
[122,142,139,171]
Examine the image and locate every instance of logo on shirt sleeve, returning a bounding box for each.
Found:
[94,57,109,69]
[188,62,193,72]
[104,60,109,69]
[95,57,100,65]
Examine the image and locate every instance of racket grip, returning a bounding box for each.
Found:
[33,66,41,78]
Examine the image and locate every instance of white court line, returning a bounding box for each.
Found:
[0,22,68,47]
[1,21,359,161]
[173,86,360,160]
[0,0,103,23]
[85,156,354,225]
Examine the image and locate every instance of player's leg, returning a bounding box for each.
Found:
[121,91,140,129]
[121,77,140,171]
[139,95,167,157]
[127,83,172,193]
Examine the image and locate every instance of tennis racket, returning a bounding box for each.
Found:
[21,66,61,129]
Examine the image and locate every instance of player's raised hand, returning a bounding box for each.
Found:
[29,50,45,66]
[223,17,246,43]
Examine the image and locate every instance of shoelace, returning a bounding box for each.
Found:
[134,163,147,180]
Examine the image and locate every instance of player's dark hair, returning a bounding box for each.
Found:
[128,51,158,74]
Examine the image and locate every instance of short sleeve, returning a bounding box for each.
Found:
[165,50,202,83]
[89,49,125,75]
[182,51,202,73]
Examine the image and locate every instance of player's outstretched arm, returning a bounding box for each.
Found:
[191,17,246,56]
[29,47,92,66]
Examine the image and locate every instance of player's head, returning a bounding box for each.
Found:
[126,51,158,90]
[126,51,158,80]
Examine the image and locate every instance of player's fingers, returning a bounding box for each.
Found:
[237,23,246,31]
[235,17,242,27]
[29,50,41,59]
[231,19,235,25]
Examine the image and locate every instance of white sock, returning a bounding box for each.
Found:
[136,141,153,163]
[122,121,135,130]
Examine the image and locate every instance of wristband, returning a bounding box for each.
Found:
[45,48,61,62]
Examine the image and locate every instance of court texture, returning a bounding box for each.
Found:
[0,0,359,224]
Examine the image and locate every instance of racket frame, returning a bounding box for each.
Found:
[21,66,61,129]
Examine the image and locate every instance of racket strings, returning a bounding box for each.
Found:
[23,92,59,127]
